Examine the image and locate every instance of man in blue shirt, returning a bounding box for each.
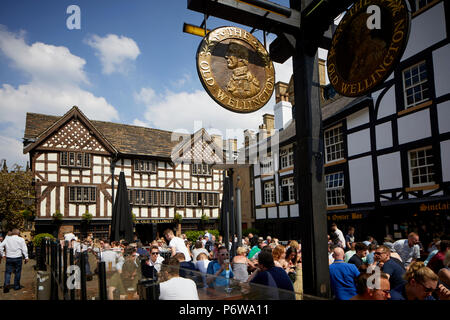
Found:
[329,247,360,300]
[206,246,233,288]
[373,245,406,290]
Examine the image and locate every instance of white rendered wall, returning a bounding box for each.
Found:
[290,204,299,217]
[377,152,403,190]
[437,101,450,134]
[347,128,371,157]
[397,109,431,144]
[402,2,447,61]
[433,43,450,98]
[377,86,396,120]
[279,205,288,218]
[254,178,262,206]
[256,208,266,219]
[349,156,374,203]
[346,107,369,129]
[268,207,277,219]
[441,140,450,182]
[376,122,393,150]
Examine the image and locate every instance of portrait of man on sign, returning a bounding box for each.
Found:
[224,40,260,99]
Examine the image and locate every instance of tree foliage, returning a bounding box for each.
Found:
[0,164,34,231]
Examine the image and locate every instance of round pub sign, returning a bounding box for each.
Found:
[196,26,275,113]
[327,0,411,97]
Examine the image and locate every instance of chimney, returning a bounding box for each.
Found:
[262,113,274,132]
[274,82,292,131]
[211,134,223,152]
[275,81,289,103]
[318,58,327,86]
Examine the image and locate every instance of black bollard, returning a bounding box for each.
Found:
[57,243,62,290]
[69,248,75,300]
[80,251,87,300]
[63,243,68,299]
[97,261,107,300]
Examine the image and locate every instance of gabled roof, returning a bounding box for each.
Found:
[23,106,189,159]
[171,128,225,164]
[23,106,117,155]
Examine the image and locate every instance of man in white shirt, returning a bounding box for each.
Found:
[101,243,121,272]
[331,223,346,249]
[0,229,29,292]
[64,232,76,243]
[164,229,191,262]
[393,232,421,269]
[159,257,199,300]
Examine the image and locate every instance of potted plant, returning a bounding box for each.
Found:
[81,211,93,224]
[174,213,183,237]
[52,210,63,222]
[200,213,209,229]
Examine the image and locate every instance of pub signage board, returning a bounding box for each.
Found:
[327,0,411,97]
[196,26,275,113]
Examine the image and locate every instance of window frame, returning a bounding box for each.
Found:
[408,146,435,187]
[402,60,430,109]
[61,152,91,169]
[281,177,295,202]
[68,186,96,203]
[325,172,345,207]
[324,124,344,164]
[134,160,157,173]
[280,146,294,170]
[263,181,275,204]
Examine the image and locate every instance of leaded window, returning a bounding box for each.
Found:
[325,172,345,207]
[324,125,344,163]
[408,146,435,186]
[403,61,429,109]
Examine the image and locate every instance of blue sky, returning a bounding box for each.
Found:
[0,0,299,167]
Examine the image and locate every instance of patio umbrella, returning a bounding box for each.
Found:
[110,171,134,243]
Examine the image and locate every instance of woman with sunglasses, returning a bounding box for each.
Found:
[390,261,450,300]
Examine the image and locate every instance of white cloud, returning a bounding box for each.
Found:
[0,25,88,85]
[134,87,157,106]
[85,34,140,75]
[133,88,275,146]
[0,26,119,167]
[0,135,27,168]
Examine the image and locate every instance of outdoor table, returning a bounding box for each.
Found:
[197,286,244,300]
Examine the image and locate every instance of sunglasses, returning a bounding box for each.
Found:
[220,253,229,256]
[418,282,435,293]
[151,252,159,255]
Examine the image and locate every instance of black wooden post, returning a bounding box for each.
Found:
[98,261,107,300]
[50,242,58,300]
[80,251,87,300]
[39,239,46,271]
[69,248,75,300]
[63,242,68,299]
[290,0,331,298]
[57,243,62,287]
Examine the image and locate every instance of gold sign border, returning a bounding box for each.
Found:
[196,26,275,113]
[327,0,411,97]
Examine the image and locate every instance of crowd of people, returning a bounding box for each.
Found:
[47,229,302,300]
[0,224,449,301]
[328,223,450,300]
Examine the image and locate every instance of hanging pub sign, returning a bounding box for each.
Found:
[327,0,411,97]
[196,26,275,113]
